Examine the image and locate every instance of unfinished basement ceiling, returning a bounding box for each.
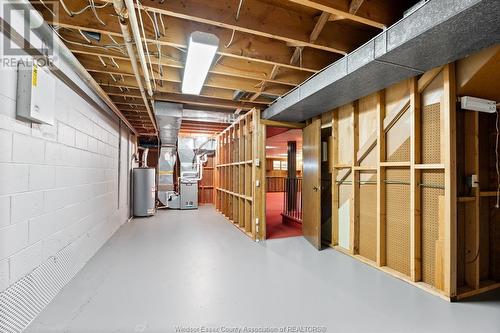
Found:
[263,0,500,122]
[31,0,420,138]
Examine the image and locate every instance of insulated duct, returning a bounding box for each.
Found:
[263,0,500,122]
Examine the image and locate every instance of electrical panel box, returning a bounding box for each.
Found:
[16,62,56,125]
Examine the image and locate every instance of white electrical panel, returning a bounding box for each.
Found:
[16,62,56,125]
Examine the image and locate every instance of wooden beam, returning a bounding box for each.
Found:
[332,110,339,246]
[310,12,331,43]
[443,63,457,299]
[73,50,302,88]
[376,90,386,267]
[260,119,306,129]
[410,77,422,282]
[350,102,359,254]
[154,92,261,110]
[290,11,330,66]
[418,66,444,93]
[287,0,386,29]
[100,0,349,55]
[464,111,480,290]
[35,4,334,73]
[349,0,365,14]
[95,74,272,105]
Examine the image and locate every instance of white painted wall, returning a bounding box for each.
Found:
[0,62,133,293]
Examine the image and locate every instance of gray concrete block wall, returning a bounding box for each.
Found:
[0,63,133,293]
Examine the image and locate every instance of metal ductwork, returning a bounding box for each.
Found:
[154,102,219,208]
[182,109,236,123]
[154,101,183,146]
[263,0,500,122]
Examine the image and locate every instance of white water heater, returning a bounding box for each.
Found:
[133,168,156,217]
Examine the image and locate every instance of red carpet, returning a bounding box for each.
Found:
[266,192,302,239]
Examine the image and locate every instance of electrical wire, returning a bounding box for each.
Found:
[78,30,91,44]
[225,29,236,48]
[54,29,126,54]
[97,55,107,67]
[59,0,109,19]
[39,0,55,16]
[89,0,106,26]
[236,0,244,20]
[108,34,120,45]
[159,14,166,36]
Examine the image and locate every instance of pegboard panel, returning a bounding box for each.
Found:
[421,103,442,164]
[359,172,377,262]
[385,168,411,276]
[387,138,410,162]
[421,170,445,287]
[386,109,410,162]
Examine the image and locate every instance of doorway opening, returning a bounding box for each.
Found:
[265,126,303,239]
[321,126,332,246]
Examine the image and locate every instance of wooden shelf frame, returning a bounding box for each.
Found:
[214,108,266,240]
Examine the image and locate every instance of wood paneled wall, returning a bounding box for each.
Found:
[323,64,459,300]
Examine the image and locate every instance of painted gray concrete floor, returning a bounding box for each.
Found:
[27,206,500,333]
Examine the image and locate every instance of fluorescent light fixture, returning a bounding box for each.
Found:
[182,31,219,95]
[266,146,278,149]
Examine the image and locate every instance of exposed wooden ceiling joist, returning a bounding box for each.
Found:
[287,0,388,28]
[36,4,338,72]
[99,0,355,54]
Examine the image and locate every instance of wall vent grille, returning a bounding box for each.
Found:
[0,244,80,333]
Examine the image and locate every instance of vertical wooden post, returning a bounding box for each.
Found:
[252,109,266,241]
[443,63,457,298]
[464,111,480,289]
[410,76,422,282]
[331,111,339,246]
[376,90,386,267]
[350,102,360,254]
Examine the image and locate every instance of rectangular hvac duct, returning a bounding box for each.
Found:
[263,0,500,122]
[154,101,183,146]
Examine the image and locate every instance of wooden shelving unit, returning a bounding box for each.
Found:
[215,109,266,240]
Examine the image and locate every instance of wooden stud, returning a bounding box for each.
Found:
[376,90,386,267]
[410,77,422,282]
[350,102,360,254]
[332,110,339,246]
[443,63,457,298]
[464,111,480,290]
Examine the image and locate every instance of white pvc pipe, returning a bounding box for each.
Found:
[124,0,153,96]
[113,2,158,135]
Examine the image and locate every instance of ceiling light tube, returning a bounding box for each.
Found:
[182,32,219,95]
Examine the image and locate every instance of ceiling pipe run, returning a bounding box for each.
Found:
[263,0,500,122]
[123,0,153,96]
[113,0,158,135]
[2,0,138,135]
